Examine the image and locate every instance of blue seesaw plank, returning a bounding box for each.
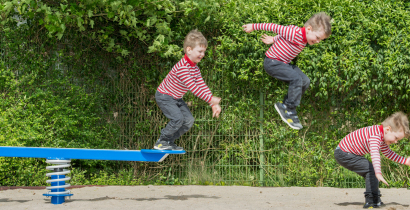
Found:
[0,147,185,162]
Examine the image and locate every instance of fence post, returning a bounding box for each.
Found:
[259,89,264,186]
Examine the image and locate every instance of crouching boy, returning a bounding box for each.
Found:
[334,112,410,208]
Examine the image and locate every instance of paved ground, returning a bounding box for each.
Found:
[1,186,409,210]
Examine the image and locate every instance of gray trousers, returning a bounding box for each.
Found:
[263,57,310,110]
[334,147,380,197]
[155,91,195,143]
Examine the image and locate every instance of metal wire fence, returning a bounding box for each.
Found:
[108,64,369,188]
[1,24,396,189]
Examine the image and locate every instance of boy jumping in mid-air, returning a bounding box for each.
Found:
[242,12,331,130]
[154,29,222,150]
[335,112,410,208]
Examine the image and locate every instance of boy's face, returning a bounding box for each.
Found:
[305,25,327,45]
[186,45,207,64]
[384,126,405,145]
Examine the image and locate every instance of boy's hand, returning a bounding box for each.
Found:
[210,96,221,105]
[375,173,389,186]
[405,158,410,166]
[261,34,274,45]
[212,104,222,118]
[242,24,254,33]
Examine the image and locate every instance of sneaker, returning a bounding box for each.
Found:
[274,102,303,130]
[168,142,184,151]
[363,195,378,209]
[374,194,384,207]
[363,203,377,209]
[154,141,173,150]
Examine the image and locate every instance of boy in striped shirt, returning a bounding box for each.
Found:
[154,30,222,150]
[334,112,410,208]
[242,12,331,130]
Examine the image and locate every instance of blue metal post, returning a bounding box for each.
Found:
[50,174,66,204]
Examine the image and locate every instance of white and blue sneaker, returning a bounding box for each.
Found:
[168,142,184,151]
[154,140,184,150]
[274,102,303,130]
[154,140,173,150]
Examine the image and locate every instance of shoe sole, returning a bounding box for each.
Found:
[153,146,172,150]
[274,103,302,130]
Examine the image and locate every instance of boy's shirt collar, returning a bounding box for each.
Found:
[379,125,384,139]
[301,27,307,44]
[184,54,197,66]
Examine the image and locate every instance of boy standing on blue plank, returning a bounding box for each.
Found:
[154,29,222,150]
[334,112,410,208]
[242,12,331,130]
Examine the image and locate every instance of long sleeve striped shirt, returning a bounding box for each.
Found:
[157,55,213,104]
[252,23,307,64]
[338,125,407,175]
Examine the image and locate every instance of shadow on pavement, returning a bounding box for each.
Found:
[0,198,32,203]
[45,194,220,203]
[335,202,409,208]
[334,202,362,206]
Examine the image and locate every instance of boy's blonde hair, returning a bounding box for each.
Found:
[183,29,208,54]
[304,12,332,37]
[382,111,410,137]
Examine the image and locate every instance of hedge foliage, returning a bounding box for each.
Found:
[0,0,410,187]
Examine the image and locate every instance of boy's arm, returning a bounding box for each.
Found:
[375,174,389,186]
[261,34,279,45]
[368,137,383,175]
[243,23,297,42]
[369,138,389,185]
[178,67,220,106]
[210,95,221,105]
[380,144,407,164]
[212,104,222,118]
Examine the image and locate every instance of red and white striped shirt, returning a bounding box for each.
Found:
[338,125,407,175]
[252,23,307,64]
[157,55,213,104]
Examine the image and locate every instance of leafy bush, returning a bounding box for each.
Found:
[0,0,409,187]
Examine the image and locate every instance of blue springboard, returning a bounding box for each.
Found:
[0,146,186,205]
[0,146,185,162]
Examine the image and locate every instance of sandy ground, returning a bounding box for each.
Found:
[0,186,409,210]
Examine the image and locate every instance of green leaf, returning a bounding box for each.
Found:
[120,49,129,56]
[60,24,66,32]
[204,16,210,23]
[119,30,127,36]
[56,32,63,40]
[60,4,67,11]
[107,12,115,19]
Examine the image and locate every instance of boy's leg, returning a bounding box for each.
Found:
[334,148,379,207]
[283,65,310,106]
[263,57,303,129]
[155,91,186,149]
[264,57,305,110]
[375,190,384,207]
[168,99,195,144]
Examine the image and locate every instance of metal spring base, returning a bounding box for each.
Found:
[42,159,73,204]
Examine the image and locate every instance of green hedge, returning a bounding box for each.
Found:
[0,0,409,187]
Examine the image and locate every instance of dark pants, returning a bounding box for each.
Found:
[263,57,310,110]
[334,147,380,197]
[155,91,195,143]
